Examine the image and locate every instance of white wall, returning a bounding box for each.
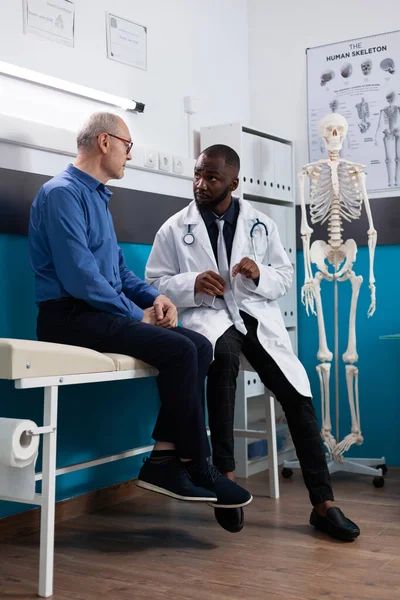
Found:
[0,0,249,192]
[248,0,398,185]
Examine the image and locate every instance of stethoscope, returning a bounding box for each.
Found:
[183,218,270,264]
[250,218,270,265]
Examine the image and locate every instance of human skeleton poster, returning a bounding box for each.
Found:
[307,30,400,196]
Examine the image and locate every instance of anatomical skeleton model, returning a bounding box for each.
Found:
[375,91,400,187]
[292,114,382,478]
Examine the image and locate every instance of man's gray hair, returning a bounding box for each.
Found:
[77,112,121,151]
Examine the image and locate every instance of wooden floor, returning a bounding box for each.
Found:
[1,468,400,600]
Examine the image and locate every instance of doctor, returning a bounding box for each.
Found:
[146,144,360,541]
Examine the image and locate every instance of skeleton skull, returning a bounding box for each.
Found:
[380,58,395,75]
[340,63,353,78]
[318,113,348,152]
[361,60,372,76]
[320,70,335,86]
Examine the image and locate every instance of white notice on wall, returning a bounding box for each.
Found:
[106,13,147,71]
[23,0,75,47]
[307,30,400,195]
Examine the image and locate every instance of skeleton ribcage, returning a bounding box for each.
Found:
[307,162,364,225]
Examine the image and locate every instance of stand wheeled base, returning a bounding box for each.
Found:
[282,456,387,488]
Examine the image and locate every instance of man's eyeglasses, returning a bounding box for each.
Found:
[106,133,133,155]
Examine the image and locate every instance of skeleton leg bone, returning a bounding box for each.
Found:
[335,365,363,457]
[316,363,337,457]
[342,270,363,364]
[313,272,333,363]
[334,271,364,458]
[384,134,396,187]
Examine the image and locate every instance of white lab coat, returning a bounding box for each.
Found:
[146,198,311,397]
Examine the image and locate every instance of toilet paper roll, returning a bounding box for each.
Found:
[0,418,40,500]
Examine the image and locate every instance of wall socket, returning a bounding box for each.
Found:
[159,152,171,172]
[172,156,184,174]
[144,149,158,168]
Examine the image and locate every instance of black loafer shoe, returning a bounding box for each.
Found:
[310,507,360,541]
[214,507,244,533]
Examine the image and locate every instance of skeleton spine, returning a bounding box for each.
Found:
[328,197,343,249]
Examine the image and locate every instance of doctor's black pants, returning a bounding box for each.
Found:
[207,311,334,506]
[37,298,212,461]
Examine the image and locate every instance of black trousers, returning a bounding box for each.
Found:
[37,299,212,461]
[207,312,333,506]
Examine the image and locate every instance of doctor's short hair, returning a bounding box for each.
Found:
[201,144,240,173]
[77,112,121,151]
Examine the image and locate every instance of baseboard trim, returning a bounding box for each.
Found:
[0,478,139,542]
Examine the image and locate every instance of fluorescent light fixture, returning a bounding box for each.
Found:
[0,60,145,113]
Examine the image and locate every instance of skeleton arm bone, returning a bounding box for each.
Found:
[298,171,316,315]
[358,171,377,317]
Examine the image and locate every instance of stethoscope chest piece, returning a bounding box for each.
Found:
[183,224,195,245]
[183,233,195,245]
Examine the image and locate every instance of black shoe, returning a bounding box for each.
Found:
[184,461,253,508]
[136,457,218,502]
[310,507,360,541]
[214,507,244,533]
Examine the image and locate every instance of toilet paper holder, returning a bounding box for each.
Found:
[26,426,56,436]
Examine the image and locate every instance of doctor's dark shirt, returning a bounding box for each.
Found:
[199,197,240,266]
[28,164,159,321]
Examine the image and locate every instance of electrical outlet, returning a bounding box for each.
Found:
[172,156,184,174]
[144,149,157,169]
[159,153,171,172]
[130,146,145,168]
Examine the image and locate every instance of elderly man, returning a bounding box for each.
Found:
[28,113,251,516]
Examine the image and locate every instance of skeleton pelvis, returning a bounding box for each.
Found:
[310,239,357,275]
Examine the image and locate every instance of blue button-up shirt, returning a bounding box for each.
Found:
[29,164,159,321]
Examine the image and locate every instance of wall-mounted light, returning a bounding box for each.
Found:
[0,60,145,113]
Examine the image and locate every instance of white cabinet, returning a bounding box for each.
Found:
[249,200,291,255]
[285,206,295,261]
[242,133,261,196]
[279,270,297,328]
[200,123,294,202]
[288,329,297,354]
[260,137,275,197]
[274,141,293,202]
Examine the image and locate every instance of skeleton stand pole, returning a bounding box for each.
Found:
[334,260,339,443]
